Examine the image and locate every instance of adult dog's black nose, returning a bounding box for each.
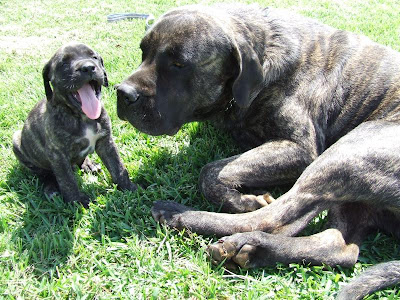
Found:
[117,83,140,105]
[80,61,96,74]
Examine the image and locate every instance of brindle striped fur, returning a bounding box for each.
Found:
[117,4,400,299]
[13,43,136,207]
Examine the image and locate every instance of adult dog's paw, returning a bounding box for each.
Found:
[151,200,194,229]
[207,233,258,269]
[239,192,275,212]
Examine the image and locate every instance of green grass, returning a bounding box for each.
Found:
[1,0,400,298]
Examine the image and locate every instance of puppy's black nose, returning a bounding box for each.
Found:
[117,83,140,105]
[80,62,96,74]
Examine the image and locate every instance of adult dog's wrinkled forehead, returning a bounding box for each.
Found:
[140,6,233,62]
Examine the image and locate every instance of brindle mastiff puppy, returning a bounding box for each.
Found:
[13,43,137,207]
[117,4,400,299]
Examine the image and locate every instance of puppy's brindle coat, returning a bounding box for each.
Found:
[117,5,400,299]
[13,43,136,207]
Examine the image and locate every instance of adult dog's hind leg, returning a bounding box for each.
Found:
[208,229,359,269]
[199,140,314,213]
[153,121,400,237]
[337,261,400,300]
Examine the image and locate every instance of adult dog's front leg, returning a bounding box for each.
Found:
[152,186,324,237]
[199,140,315,213]
[207,229,359,269]
[208,203,374,269]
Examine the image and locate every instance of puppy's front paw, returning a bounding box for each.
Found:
[63,193,91,208]
[117,180,138,192]
[124,181,138,192]
[43,182,60,199]
[77,194,91,208]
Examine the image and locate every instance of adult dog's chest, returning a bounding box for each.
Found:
[221,99,282,150]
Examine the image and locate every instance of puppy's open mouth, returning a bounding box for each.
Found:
[72,81,102,120]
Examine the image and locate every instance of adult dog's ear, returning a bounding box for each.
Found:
[42,61,53,101]
[231,38,264,108]
[100,57,109,87]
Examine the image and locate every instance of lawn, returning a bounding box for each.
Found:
[1,0,400,299]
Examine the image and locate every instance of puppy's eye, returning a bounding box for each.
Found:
[93,56,98,60]
[172,62,185,68]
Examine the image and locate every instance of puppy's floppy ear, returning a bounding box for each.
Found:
[99,56,109,87]
[231,37,264,108]
[42,60,53,101]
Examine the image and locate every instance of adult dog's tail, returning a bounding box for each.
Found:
[337,260,400,300]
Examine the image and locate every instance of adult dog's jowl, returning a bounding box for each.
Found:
[117,4,400,299]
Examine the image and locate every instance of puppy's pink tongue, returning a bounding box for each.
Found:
[77,83,101,119]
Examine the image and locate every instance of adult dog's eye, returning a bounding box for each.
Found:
[172,62,185,68]
[93,56,98,60]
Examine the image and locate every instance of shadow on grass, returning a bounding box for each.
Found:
[6,165,85,278]
[87,121,292,244]
[88,122,241,242]
[86,121,400,299]
[5,121,400,298]
[4,122,234,279]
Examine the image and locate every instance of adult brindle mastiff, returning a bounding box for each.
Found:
[117,4,400,299]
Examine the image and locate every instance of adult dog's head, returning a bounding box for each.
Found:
[116,5,267,135]
[43,43,109,120]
